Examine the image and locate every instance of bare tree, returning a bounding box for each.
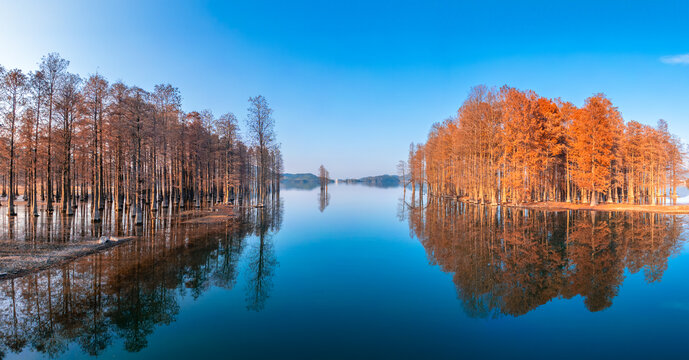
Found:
[397,160,408,194]
[246,95,275,202]
[1,69,28,216]
[126,87,150,225]
[218,112,240,203]
[109,81,129,211]
[318,165,329,190]
[152,84,181,209]
[28,70,47,216]
[39,53,69,213]
[0,65,4,208]
[83,74,109,222]
[55,73,81,215]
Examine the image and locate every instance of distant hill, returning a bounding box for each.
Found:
[281,173,332,190]
[281,173,320,182]
[281,173,401,189]
[337,174,400,188]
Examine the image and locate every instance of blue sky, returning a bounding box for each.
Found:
[1,0,688,178]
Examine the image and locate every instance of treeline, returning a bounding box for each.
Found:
[407,85,685,205]
[0,53,282,222]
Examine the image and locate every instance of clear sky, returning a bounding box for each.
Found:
[1,0,688,178]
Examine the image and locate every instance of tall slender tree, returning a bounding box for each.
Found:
[246,95,275,203]
[318,165,329,190]
[28,70,47,216]
[1,69,28,216]
[39,53,69,213]
[570,94,623,206]
[55,73,81,215]
[83,74,109,222]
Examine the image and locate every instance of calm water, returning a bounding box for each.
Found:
[1,185,689,359]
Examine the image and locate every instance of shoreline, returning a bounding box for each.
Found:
[506,201,689,214]
[431,195,689,214]
[0,237,137,280]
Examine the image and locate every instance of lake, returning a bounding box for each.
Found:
[1,184,688,359]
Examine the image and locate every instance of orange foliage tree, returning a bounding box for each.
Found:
[409,86,685,206]
[569,94,624,205]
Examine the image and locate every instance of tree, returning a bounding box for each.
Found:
[28,70,47,216]
[152,84,181,208]
[125,87,150,225]
[39,53,69,213]
[570,94,623,206]
[397,160,408,187]
[318,165,329,190]
[108,81,129,211]
[55,73,82,215]
[1,69,28,216]
[246,95,275,202]
[83,74,109,222]
[217,112,239,203]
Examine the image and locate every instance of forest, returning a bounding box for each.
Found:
[406,86,686,206]
[0,54,282,223]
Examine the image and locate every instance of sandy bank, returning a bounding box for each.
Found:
[0,236,136,280]
[506,201,689,214]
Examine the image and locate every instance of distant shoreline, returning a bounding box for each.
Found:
[281,173,401,189]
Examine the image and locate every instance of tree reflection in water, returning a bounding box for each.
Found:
[318,189,330,213]
[405,197,685,318]
[245,202,281,312]
[0,198,282,358]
